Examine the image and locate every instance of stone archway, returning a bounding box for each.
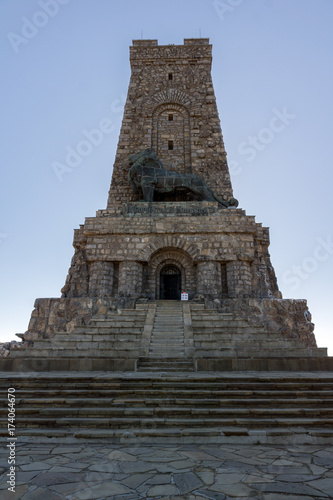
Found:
[147,247,196,300]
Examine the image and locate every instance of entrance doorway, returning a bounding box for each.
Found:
[160,265,181,300]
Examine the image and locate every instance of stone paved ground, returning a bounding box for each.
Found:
[0,442,332,499]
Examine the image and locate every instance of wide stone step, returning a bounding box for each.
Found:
[90,316,146,322]
[6,391,333,402]
[150,343,184,347]
[192,320,251,327]
[147,356,186,360]
[2,377,332,390]
[151,331,184,335]
[20,389,333,397]
[192,329,269,336]
[137,367,194,372]
[101,310,148,316]
[155,311,183,315]
[193,348,327,357]
[153,314,182,317]
[149,345,184,349]
[9,349,140,358]
[3,407,333,422]
[149,349,185,353]
[148,353,185,358]
[153,326,183,329]
[3,376,333,386]
[153,323,184,327]
[198,340,309,348]
[2,415,332,429]
[150,337,184,341]
[76,324,144,331]
[87,322,146,328]
[137,358,194,372]
[153,323,183,327]
[9,397,332,408]
[0,426,330,445]
[149,343,184,347]
[154,312,183,316]
[150,336,184,341]
[149,348,185,352]
[32,341,142,350]
[152,331,184,335]
[149,347,185,351]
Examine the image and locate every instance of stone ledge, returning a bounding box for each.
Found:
[1,356,333,372]
[195,357,333,372]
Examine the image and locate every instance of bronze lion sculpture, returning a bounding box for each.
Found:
[128,149,238,208]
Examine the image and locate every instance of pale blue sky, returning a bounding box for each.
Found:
[1,0,332,354]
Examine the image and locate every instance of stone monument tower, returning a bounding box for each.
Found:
[2,38,331,372]
[62,38,280,307]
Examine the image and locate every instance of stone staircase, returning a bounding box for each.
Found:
[1,372,333,444]
[2,306,150,372]
[190,306,331,371]
[137,301,194,371]
[191,308,327,358]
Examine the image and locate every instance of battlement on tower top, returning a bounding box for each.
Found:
[130,38,212,65]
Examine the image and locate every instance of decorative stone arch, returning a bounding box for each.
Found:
[147,247,196,300]
[145,89,192,109]
[139,235,200,262]
[151,102,191,174]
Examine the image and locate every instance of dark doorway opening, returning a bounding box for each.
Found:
[160,265,181,300]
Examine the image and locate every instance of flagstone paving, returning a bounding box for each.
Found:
[0,443,333,499]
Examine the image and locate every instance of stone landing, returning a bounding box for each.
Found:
[1,441,332,499]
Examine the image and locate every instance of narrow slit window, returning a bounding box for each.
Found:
[168,140,174,150]
[168,114,173,121]
[168,73,173,81]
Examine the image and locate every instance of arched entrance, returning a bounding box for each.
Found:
[160,265,181,300]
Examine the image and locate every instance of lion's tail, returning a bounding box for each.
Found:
[213,192,239,208]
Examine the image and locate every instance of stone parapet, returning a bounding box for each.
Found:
[130,39,212,66]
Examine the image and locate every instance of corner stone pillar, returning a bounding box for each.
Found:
[88,261,114,297]
[196,261,221,297]
[226,260,252,297]
[118,261,143,296]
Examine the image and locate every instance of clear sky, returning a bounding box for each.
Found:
[1,0,332,355]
